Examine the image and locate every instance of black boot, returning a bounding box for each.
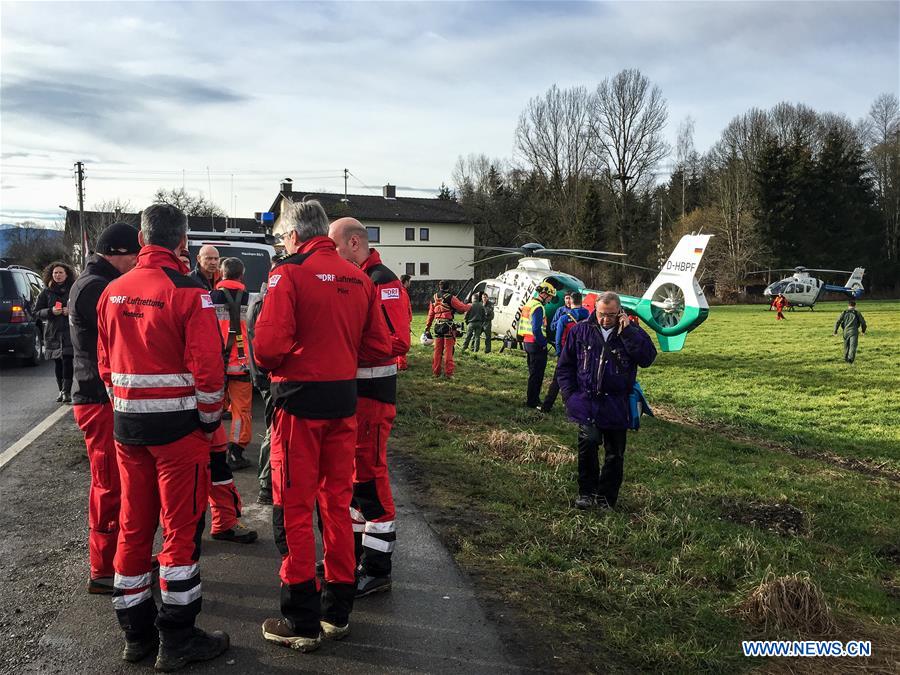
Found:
[62,379,73,404]
[226,443,251,471]
[122,630,159,662]
[154,627,229,672]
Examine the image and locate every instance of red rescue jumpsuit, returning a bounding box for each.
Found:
[352,250,411,578]
[70,254,125,584]
[424,291,471,377]
[97,246,225,639]
[252,236,392,636]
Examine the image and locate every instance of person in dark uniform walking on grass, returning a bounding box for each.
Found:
[833,299,867,364]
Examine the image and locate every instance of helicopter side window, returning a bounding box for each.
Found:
[485,284,500,304]
[503,288,514,306]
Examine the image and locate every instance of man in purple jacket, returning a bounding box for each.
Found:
[556,291,657,510]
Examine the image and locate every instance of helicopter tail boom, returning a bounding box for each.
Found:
[633,234,712,350]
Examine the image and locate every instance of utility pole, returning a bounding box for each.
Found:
[343,168,349,201]
[75,161,86,268]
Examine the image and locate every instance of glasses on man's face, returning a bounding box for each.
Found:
[598,311,619,318]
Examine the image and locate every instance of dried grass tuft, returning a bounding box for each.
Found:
[466,429,574,468]
[739,572,837,635]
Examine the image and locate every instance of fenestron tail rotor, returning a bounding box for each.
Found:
[650,283,685,328]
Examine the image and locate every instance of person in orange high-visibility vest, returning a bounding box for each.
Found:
[773,294,788,321]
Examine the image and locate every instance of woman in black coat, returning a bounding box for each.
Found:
[34,261,76,403]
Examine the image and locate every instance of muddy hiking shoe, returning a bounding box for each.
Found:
[122,631,159,663]
[320,619,350,640]
[261,618,322,653]
[211,521,258,544]
[154,627,228,672]
[574,494,595,510]
[257,486,273,505]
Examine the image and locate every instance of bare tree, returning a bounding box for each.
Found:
[87,198,134,248]
[515,84,594,244]
[153,187,226,217]
[591,69,669,255]
[866,93,900,261]
[676,116,696,218]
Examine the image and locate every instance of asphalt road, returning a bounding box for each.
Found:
[0,357,60,451]
[0,395,533,674]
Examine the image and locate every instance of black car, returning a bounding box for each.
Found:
[0,265,45,366]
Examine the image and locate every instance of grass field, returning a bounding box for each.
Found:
[392,300,899,673]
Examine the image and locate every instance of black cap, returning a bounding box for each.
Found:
[96,222,140,255]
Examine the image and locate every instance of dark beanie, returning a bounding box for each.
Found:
[96,222,140,255]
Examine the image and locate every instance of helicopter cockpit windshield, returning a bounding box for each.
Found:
[765,280,789,295]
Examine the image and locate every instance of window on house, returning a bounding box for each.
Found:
[419,227,430,241]
[405,263,415,276]
[366,226,380,243]
[419,262,430,276]
[405,227,415,241]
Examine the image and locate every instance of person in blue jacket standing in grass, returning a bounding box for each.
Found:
[556,291,656,511]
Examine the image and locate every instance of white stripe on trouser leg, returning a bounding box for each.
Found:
[362,534,395,553]
[159,563,199,581]
[114,572,152,589]
[232,418,241,444]
[161,585,202,606]
[211,479,233,486]
[364,520,395,534]
[349,507,364,522]
[352,523,365,532]
[113,588,152,609]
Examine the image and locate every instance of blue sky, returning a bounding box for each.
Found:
[1,1,897,226]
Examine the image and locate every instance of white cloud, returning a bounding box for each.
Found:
[1,1,896,220]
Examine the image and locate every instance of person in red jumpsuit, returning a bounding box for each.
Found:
[97,204,229,670]
[329,218,411,597]
[253,200,393,652]
[70,222,140,594]
[424,281,471,378]
[774,293,788,321]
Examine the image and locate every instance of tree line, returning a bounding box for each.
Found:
[448,69,900,298]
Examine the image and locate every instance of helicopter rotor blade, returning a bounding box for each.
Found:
[540,248,627,257]
[563,253,659,272]
[802,268,854,274]
[747,269,801,275]
[468,252,524,266]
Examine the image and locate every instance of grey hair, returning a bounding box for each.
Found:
[220,257,244,280]
[141,203,187,251]
[596,291,621,308]
[283,199,329,242]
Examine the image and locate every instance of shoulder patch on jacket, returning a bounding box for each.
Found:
[381,287,401,301]
[367,263,398,286]
[200,293,214,309]
[273,251,313,269]
[163,267,206,289]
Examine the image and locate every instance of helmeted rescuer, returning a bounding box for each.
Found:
[211,257,254,471]
[556,291,657,511]
[833,299,867,364]
[329,217,412,598]
[69,222,140,595]
[397,274,413,371]
[96,204,230,670]
[518,281,556,408]
[423,280,471,377]
[253,200,393,652]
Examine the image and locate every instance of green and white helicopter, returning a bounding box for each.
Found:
[466,234,711,352]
